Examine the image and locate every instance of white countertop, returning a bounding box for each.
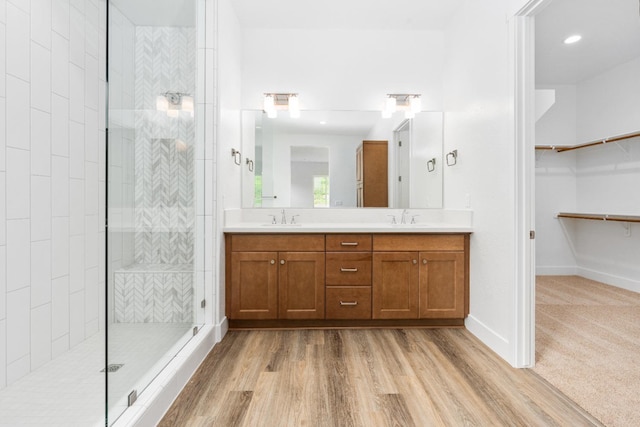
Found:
[223,208,473,234]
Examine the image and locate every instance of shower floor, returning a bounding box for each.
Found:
[0,323,193,427]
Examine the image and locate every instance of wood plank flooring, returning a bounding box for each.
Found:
[159,328,602,426]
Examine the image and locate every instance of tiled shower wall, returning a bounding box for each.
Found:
[133,26,196,266]
[0,0,107,389]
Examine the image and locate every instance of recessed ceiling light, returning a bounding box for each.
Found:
[564,35,582,44]
[319,121,327,125]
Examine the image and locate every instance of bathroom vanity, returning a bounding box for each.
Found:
[224,209,472,328]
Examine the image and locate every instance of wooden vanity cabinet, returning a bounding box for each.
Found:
[226,232,469,327]
[227,235,325,320]
[372,234,468,320]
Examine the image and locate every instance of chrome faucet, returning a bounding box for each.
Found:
[401,209,408,224]
[280,209,286,224]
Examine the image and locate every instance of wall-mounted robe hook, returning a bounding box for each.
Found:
[246,157,254,172]
[446,150,458,166]
[231,148,241,165]
[427,158,436,172]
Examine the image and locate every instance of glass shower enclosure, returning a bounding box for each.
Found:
[107,0,203,423]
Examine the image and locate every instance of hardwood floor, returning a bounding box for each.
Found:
[159,329,601,426]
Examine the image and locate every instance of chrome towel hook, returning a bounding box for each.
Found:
[231,148,241,165]
[246,158,254,172]
[446,150,458,166]
[427,158,436,172]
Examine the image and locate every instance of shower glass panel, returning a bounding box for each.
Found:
[106,0,202,423]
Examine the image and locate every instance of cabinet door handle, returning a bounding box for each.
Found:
[340,267,358,272]
[340,301,358,306]
[341,242,358,246]
[413,259,417,264]
[270,260,275,265]
[422,259,427,265]
[280,260,285,265]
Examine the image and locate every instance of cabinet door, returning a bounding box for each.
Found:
[419,252,465,318]
[230,252,278,319]
[372,252,419,319]
[278,252,325,319]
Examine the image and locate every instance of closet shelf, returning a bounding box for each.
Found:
[556,212,640,223]
[535,130,640,152]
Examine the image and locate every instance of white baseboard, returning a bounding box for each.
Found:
[464,315,512,366]
[577,267,640,294]
[535,266,577,276]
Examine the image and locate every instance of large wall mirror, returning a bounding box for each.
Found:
[241,110,443,209]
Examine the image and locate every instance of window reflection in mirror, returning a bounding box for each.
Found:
[242,110,443,209]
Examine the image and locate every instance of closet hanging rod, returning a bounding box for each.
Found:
[556,212,640,223]
[535,130,640,152]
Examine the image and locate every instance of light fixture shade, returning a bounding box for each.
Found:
[288,95,300,118]
[381,109,392,119]
[410,96,422,113]
[385,97,397,113]
[267,108,277,119]
[156,95,169,111]
[263,94,275,112]
[181,95,194,113]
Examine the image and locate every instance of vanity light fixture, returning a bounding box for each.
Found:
[263,93,301,119]
[156,91,194,117]
[563,34,582,44]
[382,94,421,119]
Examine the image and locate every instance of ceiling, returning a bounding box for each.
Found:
[229,0,465,31]
[535,0,640,84]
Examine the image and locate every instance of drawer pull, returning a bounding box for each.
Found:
[340,267,358,272]
[270,260,275,265]
[339,301,358,306]
[341,242,359,246]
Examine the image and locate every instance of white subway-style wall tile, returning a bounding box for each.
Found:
[69,289,85,347]
[69,4,84,67]
[6,287,29,363]
[69,63,85,123]
[0,23,6,98]
[84,215,98,269]
[6,354,29,385]
[51,32,70,97]
[69,0,84,14]
[6,75,30,150]
[51,155,70,217]
[30,240,51,307]
[51,94,70,156]
[6,219,30,292]
[51,333,69,359]
[0,246,6,319]
[85,162,98,215]
[6,148,30,219]
[51,217,69,278]
[0,0,6,23]
[52,0,70,39]
[7,0,29,14]
[84,107,98,162]
[84,54,98,110]
[6,3,29,81]
[30,109,52,176]
[0,319,6,388]
[0,98,4,172]
[30,175,51,241]
[30,42,51,112]
[51,275,69,340]
[31,0,51,48]
[69,178,84,236]
[30,303,52,371]
[69,235,84,294]
[84,266,98,324]
[69,121,85,179]
[0,172,5,245]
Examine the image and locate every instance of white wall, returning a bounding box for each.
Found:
[442,0,519,363]
[215,0,243,326]
[536,56,640,292]
[241,29,445,112]
[0,0,106,388]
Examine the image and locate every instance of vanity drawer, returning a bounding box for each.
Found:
[326,287,372,319]
[326,252,371,285]
[326,234,372,251]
